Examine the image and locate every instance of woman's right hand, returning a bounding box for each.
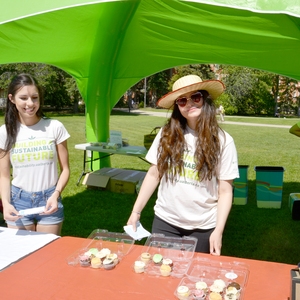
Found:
[127,211,141,232]
[3,203,21,221]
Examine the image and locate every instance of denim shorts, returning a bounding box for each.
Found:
[6,185,64,227]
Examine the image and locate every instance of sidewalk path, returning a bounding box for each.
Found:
[218,121,290,128]
[112,108,290,129]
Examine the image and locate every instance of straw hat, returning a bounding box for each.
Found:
[157,74,225,109]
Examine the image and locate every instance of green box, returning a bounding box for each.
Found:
[233,165,249,205]
[254,166,284,209]
[289,193,300,220]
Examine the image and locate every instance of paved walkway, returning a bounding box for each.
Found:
[113,108,291,129]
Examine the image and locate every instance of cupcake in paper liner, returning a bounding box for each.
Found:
[195,281,209,294]
[210,279,226,293]
[176,285,190,300]
[134,260,145,273]
[91,257,102,269]
[160,264,172,277]
[224,286,240,300]
[79,254,91,267]
[227,282,241,292]
[192,288,206,300]
[208,292,222,300]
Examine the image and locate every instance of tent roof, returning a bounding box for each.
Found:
[1,0,299,141]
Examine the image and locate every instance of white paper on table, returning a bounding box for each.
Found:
[0,227,59,271]
[123,222,151,241]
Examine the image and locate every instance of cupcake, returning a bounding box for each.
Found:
[107,253,119,265]
[160,264,172,277]
[226,287,238,294]
[85,248,99,257]
[134,260,145,273]
[176,285,190,300]
[209,292,222,300]
[99,248,111,257]
[102,257,115,270]
[152,253,163,265]
[193,289,206,300]
[210,279,226,293]
[225,286,239,300]
[79,254,91,267]
[96,251,107,261]
[162,258,173,270]
[91,257,102,269]
[195,281,208,291]
[141,252,152,264]
[214,279,226,289]
[224,292,237,300]
[227,282,240,292]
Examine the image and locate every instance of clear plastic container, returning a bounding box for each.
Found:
[174,257,250,299]
[67,229,135,269]
[134,233,197,278]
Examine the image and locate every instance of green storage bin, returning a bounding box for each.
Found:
[233,165,249,205]
[254,166,285,209]
[289,193,300,220]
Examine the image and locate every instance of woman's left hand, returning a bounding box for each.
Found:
[43,194,59,214]
[209,229,222,256]
[210,179,233,255]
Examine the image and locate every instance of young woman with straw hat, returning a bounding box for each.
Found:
[127,74,239,255]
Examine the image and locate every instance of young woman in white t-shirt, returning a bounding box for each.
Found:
[0,74,70,235]
[127,75,239,255]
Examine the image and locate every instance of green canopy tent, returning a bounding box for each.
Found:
[1,0,299,166]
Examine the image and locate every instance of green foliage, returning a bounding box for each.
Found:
[38,66,70,109]
[147,70,170,103]
[216,93,238,115]
[278,76,299,116]
[0,63,82,110]
[221,65,275,115]
[251,75,274,115]
[169,64,216,89]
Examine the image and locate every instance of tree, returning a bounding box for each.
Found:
[147,70,170,107]
[277,76,299,116]
[0,63,79,110]
[169,64,215,89]
[220,65,274,115]
[36,65,71,109]
[65,76,84,113]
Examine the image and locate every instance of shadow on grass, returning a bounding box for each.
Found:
[61,187,156,247]
[62,179,300,265]
[222,180,300,265]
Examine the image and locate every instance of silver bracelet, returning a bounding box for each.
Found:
[132,210,141,215]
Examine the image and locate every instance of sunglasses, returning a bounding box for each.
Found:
[175,91,203,107]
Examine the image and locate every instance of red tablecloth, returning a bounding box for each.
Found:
[0,236,292,300]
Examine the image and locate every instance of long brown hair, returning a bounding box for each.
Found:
[157,90,224,182]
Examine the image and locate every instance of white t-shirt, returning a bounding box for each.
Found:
[0,118,70,192]
[146,126,239,230]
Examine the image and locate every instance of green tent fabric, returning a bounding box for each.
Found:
[1,0,300,147]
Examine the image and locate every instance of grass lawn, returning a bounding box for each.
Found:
[1,110,300,265]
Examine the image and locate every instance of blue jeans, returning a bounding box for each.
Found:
[6,185,64,227]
